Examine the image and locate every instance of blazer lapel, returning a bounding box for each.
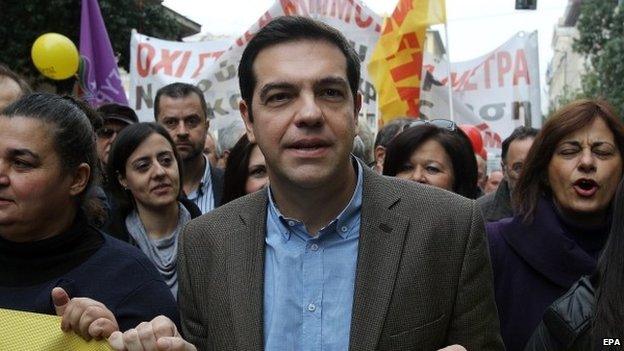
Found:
[226,191,267,350]
[349,170,409,351]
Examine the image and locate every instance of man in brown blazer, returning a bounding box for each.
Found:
[109,16,503,351]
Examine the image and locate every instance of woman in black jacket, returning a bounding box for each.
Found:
[525,179,624,350]
[0,94,178,340]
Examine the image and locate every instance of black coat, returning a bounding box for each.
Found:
[477,178,514,222]
[524,277,594,351]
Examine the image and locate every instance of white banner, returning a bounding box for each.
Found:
[420,31,541,147]
[129,0,382,131]
[129,30,231,122]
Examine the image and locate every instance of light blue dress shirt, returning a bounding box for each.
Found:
[264,161,363,351]
[186,155,215,214]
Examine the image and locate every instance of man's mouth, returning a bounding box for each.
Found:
[573,178,599,197]
[287,139,331,151]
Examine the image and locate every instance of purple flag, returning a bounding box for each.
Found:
[79,0,128,106]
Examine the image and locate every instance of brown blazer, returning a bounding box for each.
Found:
[177,167,504,350]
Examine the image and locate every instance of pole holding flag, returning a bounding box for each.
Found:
[368,0,447,125]
[78,0,128,107]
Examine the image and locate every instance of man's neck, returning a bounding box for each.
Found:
[270,161,358,235]
[183,154,206,195]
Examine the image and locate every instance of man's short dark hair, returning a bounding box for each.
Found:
[501,126,539,161]
[238,16,361,121]
[374,118,414,148]
[0,63,31,95]
[153,82,210,121]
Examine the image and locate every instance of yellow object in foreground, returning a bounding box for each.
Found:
[0,308,112,351]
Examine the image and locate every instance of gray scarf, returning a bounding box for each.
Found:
[125,203,191,299]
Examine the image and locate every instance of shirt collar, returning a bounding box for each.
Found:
[267,157,363,241]
[188,155,212,199]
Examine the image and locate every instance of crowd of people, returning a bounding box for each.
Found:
[1,15,623,351]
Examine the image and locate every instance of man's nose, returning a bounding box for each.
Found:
[294,93,323,128]
[176,122,189,137]
[0,161,9,186]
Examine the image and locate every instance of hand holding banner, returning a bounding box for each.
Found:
[0,308,112,351]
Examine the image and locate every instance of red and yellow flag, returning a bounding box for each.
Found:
[368,0,446,124]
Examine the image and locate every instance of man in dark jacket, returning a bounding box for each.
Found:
[478,126,538,222]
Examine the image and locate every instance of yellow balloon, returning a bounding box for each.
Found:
[31,33,80,80]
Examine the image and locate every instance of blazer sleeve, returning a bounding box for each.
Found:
[177,225,210,350]
[446,202,505,350]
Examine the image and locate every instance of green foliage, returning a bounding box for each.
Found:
[0,0,182,92]
[574,0,624,116]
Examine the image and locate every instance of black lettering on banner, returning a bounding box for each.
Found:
[197,79,213,92]
[419,99,434,120]
[512,101,532,126]
[480,103,505,121]
[359,79,376,104]
[136,84,153,111]
[215,61,236,82]
[229,94,241,110]
[206,98,228,116]
[421,71,443,92]
[349,40,368,62]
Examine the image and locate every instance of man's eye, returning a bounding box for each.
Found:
[322,88,344,99]
[164,119,178,128]
[14,159,33,169]
[266,92,290,104]
[186,117,201,128]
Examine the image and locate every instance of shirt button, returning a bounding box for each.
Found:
[307,303,316,312]
[288,220,296,227]
[309,243,319,251]
[341,226,348,233]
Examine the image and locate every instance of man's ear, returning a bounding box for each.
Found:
[354,93,362,124]
[69,163,91,196]
[374,146,386,169]
[239,100,256,143]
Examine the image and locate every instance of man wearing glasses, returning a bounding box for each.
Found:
[95,103,139,168]
[478,126,539,222]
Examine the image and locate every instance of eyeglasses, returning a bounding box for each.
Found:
[406,119,457,131]
[96,127,122,139]
[506,162,524,175]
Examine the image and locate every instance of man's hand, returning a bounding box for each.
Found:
[437,345,467,351]
[108,315,196,351]
[52,287,119,341]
